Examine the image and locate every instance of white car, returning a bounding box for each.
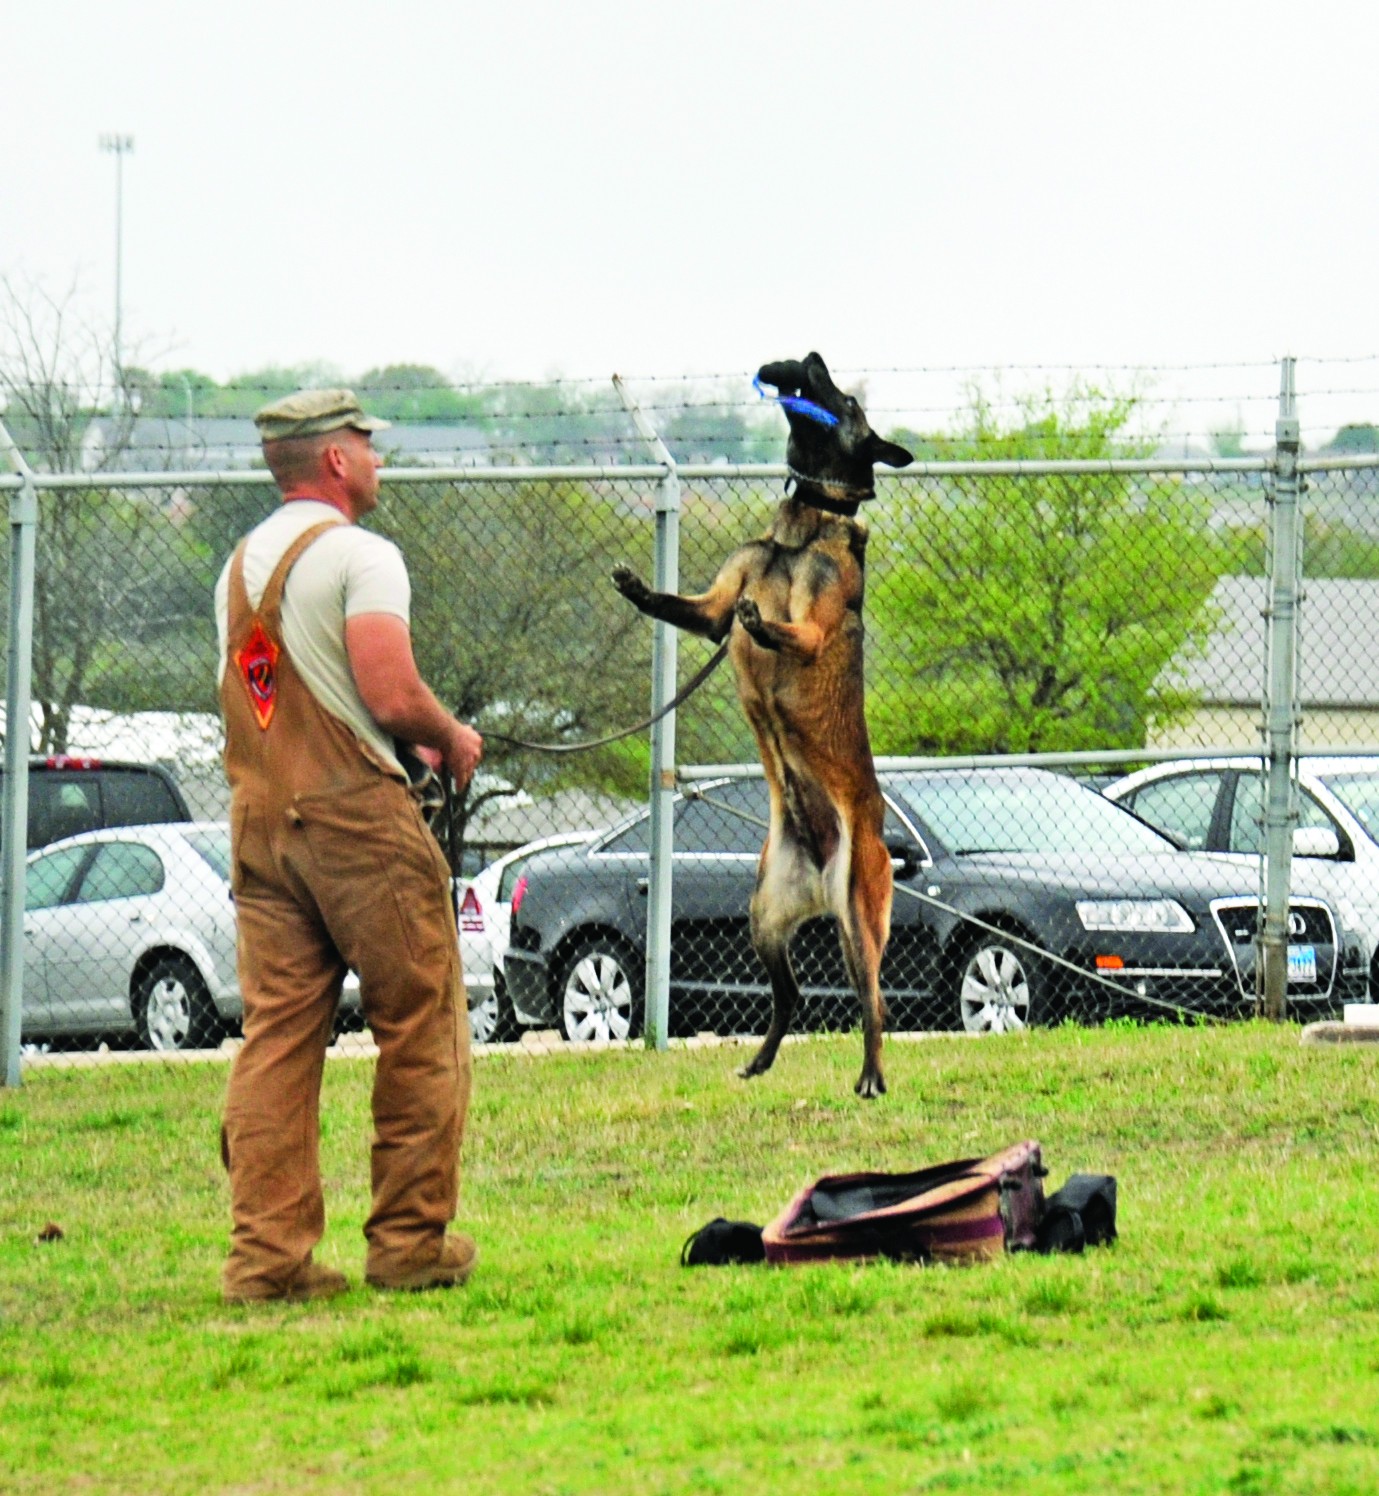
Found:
[1103,757,1379,992]
[22,821,360,1052]
[459,832,594,1044]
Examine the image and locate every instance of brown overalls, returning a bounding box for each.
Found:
[219,518,470,1299]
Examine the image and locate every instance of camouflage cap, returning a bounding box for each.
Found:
[253,388,391,443]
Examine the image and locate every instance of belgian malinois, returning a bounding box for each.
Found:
[612,353,912,1096]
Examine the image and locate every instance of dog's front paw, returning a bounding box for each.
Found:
[735,596,766,639]
[612,566,649,605]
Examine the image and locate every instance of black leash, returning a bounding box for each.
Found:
[479,640,730,754]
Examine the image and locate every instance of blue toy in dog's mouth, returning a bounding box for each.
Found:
[753,375,840,428]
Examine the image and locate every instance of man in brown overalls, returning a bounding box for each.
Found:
[215,388,483,1303]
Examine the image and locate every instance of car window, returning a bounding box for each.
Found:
[102,770,183,828]
[183,829,231,883]
[600,816,651,854]
[890,769,1175,856]
[676,782,768,854]
[77,842,165,903]
[1228,774,1336,854]
[1124,773,1221,851]
[34,778,102,847]
[1319,770,1379,842]
[25,845,91,911]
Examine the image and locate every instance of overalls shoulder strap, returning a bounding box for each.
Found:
[258,518,347,633]
[225,517,346,640]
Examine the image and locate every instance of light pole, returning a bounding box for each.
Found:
[98,133,134,390]
[179,371,195,464]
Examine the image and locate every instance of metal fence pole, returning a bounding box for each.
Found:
[1258,356,1302,1020]
[0,422,37,1086]
[612,376,677,1050]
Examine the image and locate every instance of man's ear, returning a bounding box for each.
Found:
[322,440,349,479]
[867,433,914,468]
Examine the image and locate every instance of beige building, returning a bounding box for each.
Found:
[1152,576,1379,751]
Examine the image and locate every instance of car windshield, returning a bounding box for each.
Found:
[889,770,1176,857]
[1318,769,1379,841]
[183,827,231,882]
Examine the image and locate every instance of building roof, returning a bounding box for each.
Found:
[1170,575,1379,707]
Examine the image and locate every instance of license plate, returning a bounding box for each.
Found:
[1288,944,1317,983]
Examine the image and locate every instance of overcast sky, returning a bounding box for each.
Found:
[4,1,1378,443]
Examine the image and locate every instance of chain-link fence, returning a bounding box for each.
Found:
[2,385,1379,1080]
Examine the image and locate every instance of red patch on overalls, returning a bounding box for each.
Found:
[235,620,280,731]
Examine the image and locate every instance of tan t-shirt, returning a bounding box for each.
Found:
[215,500,410,776]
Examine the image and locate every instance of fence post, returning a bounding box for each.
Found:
[1258,356,1302,1020]
[0,421,37,1086]
[612,376,677,1051]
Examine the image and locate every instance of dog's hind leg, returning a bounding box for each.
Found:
[833,831,894,1099]
[737,836,821,1081]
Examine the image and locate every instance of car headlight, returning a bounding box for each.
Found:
[1076,899,1194,933]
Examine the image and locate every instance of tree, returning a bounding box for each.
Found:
[369,477,658,843]
[355,364,486,423]
[656,383,778,464]
[0,273,144,474]
[1209,417,1247,459]
[1327,423,1379,454]
[0,275,189,750]
[866,385,1222,754]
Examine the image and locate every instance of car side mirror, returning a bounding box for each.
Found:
[885,837,921,880]
[1293,826,1341,858]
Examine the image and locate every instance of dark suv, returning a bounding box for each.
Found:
[504,768,1365,1042]
[5,756,192,848]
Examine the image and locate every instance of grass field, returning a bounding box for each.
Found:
[2,1022,1379,1494]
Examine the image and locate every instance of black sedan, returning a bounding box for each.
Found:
[504,767,1365,1041]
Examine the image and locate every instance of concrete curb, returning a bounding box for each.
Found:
[1300,1022,1379,1046]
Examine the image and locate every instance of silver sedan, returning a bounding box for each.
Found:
[21,822,359,1052]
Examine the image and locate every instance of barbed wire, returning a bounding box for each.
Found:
[9,361,1379,468]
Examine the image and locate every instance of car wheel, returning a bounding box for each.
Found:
[955,934,1040,1034]
[559,937,643,1043]
[134,955,223,1052]
[469,973,519,1045]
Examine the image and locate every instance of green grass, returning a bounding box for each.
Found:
[3,1023,1379,1493]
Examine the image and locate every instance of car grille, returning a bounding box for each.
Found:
[1209,897,1338,998]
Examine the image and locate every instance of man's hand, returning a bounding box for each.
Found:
[444,722,483,792]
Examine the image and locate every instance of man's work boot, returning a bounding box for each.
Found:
[223,1259,350,1306]
[366,1233,478,1292]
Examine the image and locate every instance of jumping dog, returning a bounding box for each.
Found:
[612,353,912,1096]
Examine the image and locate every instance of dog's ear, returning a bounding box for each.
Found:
[757,360,807,395]
[867,433,914,469]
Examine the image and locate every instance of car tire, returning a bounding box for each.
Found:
[469,973,519,1045]
[954,932,1041,1034]
[559,936,643,1044]
[134,954,224,1052]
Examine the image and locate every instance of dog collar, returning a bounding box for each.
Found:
[786,466,873,516]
